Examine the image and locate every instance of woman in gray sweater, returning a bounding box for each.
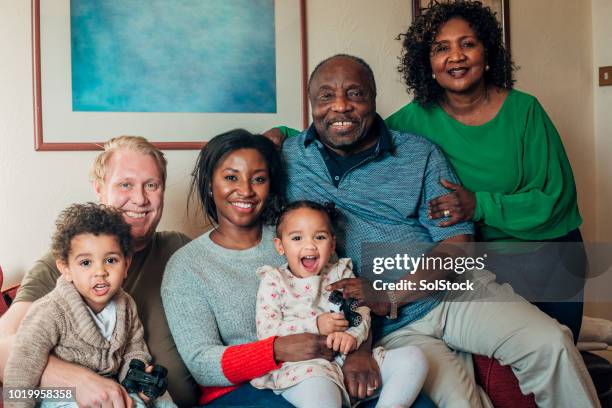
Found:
[162,130,336,407]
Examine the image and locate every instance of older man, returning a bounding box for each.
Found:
[281,54,599,407]
[0,136,199,407]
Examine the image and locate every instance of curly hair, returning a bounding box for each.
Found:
[275,200,339,238]
[189,129,286,226]
[52,202,133,263]
[398,0,515,106]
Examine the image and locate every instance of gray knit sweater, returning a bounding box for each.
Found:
[4,277,150,408]
[161,226,283,387]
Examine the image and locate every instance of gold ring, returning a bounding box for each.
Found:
[443,209,451,217]
[367,386,377,391]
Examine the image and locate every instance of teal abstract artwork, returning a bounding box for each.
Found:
[70,0,276,112]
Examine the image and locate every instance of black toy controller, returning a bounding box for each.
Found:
[121,359,168,399]
[328,290,362,327]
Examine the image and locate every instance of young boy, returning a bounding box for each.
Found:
[3,203,174,408]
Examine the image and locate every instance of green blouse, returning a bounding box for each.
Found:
[385,89,582,242]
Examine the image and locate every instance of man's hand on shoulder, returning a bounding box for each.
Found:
[263,128,287,149]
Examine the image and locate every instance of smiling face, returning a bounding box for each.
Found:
[211,148,270,232]
[429,17,487,95]
[309,57,377,156]
[274,207,336,278]
[94,150,164,252]
[56,233,130,313]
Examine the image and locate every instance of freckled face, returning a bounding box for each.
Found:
[94,150,164,252]
[429,18,487,95]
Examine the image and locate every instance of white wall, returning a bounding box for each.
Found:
[0,1,602,292]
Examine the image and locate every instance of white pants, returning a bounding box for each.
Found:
[281,346,428,408]
[376,269,599,408]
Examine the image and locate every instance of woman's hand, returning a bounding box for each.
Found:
[326,332,357,354]
[317,312,349,335]
[273,333,335,363]
[342,348,381,400]
[428,178,476,226]
[326,278,390,316]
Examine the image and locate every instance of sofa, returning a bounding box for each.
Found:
[1,266,610,407]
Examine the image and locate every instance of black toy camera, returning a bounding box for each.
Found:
[121,359,168,399]
[328,290,362,327]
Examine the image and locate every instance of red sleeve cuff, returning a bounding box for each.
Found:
[220,336,282,384]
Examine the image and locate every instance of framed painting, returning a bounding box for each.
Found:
[412,0,510,53]
[32,0,308,150]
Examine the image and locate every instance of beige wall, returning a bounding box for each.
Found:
[0,1,603,294]
[510,0,595,241]
[593,0,612,241]
[590,0,612,320]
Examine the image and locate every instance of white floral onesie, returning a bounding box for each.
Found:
[250,258,384,405]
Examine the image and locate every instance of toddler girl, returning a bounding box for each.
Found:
[251,200,428,408]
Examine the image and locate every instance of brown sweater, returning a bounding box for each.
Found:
[4,277,150,408]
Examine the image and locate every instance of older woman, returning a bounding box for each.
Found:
[386,0,585,342]
[161,129,434,407]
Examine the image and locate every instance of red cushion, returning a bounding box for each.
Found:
[473,355,536,408]
[0,268,8,316]
[0,297,6,316]
[0,266,19,317]
[0,266,6,316]
[0,295,7,316]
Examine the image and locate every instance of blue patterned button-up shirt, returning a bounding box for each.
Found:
[282,116,474,335]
